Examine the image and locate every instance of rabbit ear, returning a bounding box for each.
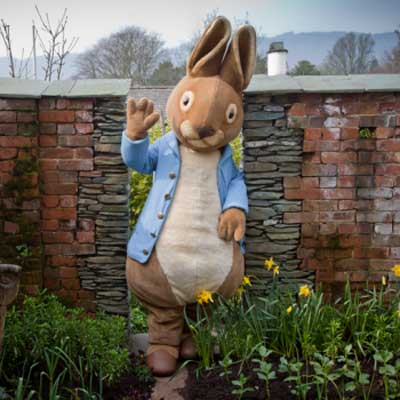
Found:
[187,16,231,77]
[220,25,256,92]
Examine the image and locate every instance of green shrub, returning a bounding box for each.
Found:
[1,291,130,397]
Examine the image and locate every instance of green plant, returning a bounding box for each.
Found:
[231,373,254,399]
[253,346,276,400]
[373,350,399,399]
[1,291,130,397]
[359,127,375,139]
[279,356,311,400]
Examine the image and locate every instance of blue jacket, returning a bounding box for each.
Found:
[121,131,248,263]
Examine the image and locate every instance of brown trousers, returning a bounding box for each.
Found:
[126,242,244,358]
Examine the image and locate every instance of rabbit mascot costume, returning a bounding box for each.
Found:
[121,16,256,376]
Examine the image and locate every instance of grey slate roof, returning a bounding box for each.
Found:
[129,85,174,117]
[0,78,131,98]
[245,74,400,94]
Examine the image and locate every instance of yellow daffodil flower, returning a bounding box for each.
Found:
[273,265,280,276]
[196,290,214,305]
[299,284,311,298]
[392,265,400,277]
[264,257,275,271]
[235,286,244,298]
[382,275,387,286]
[287,305,293,314]
[242,275,251,287]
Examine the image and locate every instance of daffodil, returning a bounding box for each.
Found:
[273,265,280,277]
[299,284,311,298]
[382,275,387,286]
[235,286,244,299]
[287,305,293,314]
[264,257,275,271]
[392,265,400,277]
[196,290,214,305]
[242,275,251,287]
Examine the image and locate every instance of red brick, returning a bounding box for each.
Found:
[285,189,320,200]
[17,112,36,122]
[288,103,306,117]
[40,148,75,159]
[51,255,77,267]
[58,159,93,171]
[0,98,36,110]
[338,163,373,176]
[322,128,340,140]
[79,219,95,231]
[39,135,57,147]
[320,189,355,200]
[283,176,302,188]
[59,196,77,207]
[0,148,17,160]
[341,128,359,139]
[302,164,337,177]
[337,176,354,187]
[320,177,336,188]
[57,124,75,135]
[0,136,33,147]
[56,99,93,110]
[376,127,394,139]
[41,219,59,231]
[42,195,59,207]
[0,160,15,172]
[353,247,389,259]
[43,278,60,291]
[319,141,341,151]
[58,135,92,147]
[377,139,400,152]
[375,176,395,187]
[39,98,56,110]
[59,267,78,279]
[42,183,77,195]
[39,110,75,123]
[303,177,319,189]
[376,164,400,176]
[319,223,337,235]
[321,152,357,164]
[303,199,337,211]
[75,110,93,123]
[42,207,77,220]
[319,211,355,222]
[42,231,74,244]
[78,289,95,300]
[40,123,57,134]
[4,221,18,233]
[0,111,16,122]
[304,128,321,140]
[74,148,93,159]
[77,231,95,243]
[284,212,316,223]
[75,123,93,134]
[61,278,81,290]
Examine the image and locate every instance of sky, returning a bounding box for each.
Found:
[0,0,399,57]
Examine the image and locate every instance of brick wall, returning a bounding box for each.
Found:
[243,91,400,295]
[0,95,129,314]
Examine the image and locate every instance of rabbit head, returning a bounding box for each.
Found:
[166,16,256,152]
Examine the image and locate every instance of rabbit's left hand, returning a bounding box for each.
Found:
[217,208,246,242]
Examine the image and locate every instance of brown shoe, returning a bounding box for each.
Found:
[147,350,177,377]
[180,335,198,359]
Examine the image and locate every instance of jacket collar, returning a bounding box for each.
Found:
[166,130,232,163]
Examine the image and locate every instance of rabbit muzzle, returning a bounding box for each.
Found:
[180,120,224,149]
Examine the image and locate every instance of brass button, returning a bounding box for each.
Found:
[143,249,149,255]
[157,212,164,219]
[150,232,156,238]
[164,193,171,200]
[169,172,176,179]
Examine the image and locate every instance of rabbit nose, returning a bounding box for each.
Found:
[198,126,215,139]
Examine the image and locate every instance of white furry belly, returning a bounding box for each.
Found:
[156,146,233,305]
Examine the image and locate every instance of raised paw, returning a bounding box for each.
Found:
[126,97,160,140]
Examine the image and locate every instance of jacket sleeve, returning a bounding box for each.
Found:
[120,131,159,174]
[222,162,249,214]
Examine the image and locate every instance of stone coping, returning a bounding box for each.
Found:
[0,78,131,98]
[245,74,400,94]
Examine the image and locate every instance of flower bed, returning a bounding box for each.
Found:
[181,259,400,399]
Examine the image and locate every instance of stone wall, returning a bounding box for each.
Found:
[243,91,400,295]
[0,95,129,315]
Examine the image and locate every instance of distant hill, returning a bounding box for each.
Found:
[0,31,397,78]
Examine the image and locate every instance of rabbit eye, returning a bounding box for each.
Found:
[226,104,237,124]
[180,91,194,112]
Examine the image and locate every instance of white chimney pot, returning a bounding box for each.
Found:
[267,42,288,76]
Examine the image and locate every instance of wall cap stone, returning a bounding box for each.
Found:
[0,78,131,99]
[245,74,400,94]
